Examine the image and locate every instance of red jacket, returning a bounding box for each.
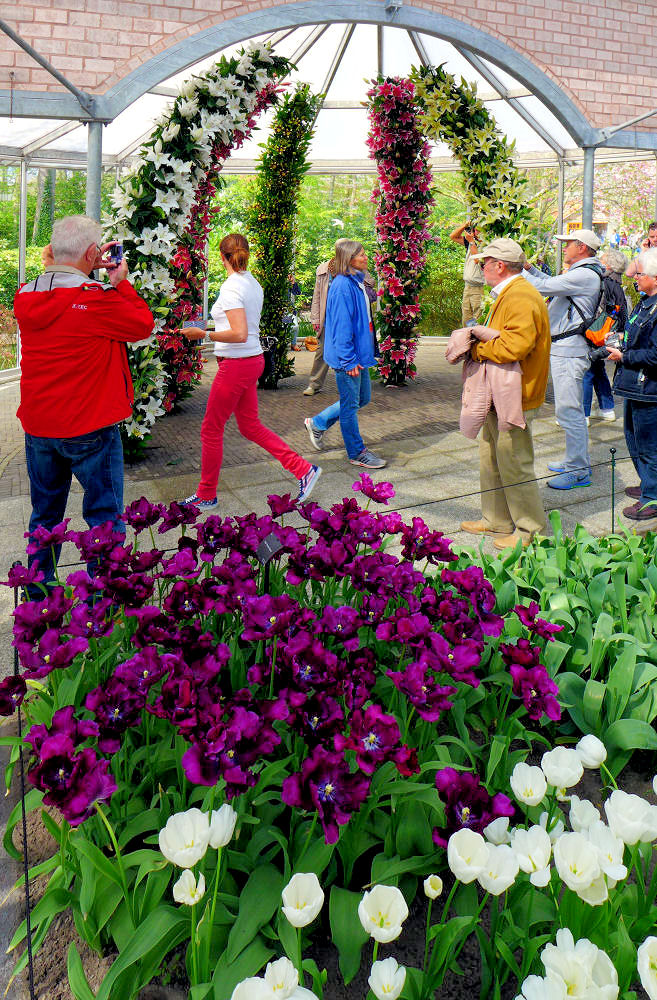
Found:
[14,268,154,438]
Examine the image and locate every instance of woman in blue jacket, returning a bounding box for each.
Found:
[607,247,657,521]
[304,240,386,469]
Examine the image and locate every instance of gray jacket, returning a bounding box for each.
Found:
[523,258,603,358]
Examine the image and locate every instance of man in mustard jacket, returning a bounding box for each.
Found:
[456,238,551,549]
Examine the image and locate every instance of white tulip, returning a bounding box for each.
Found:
[541,928,618,999]
[653,774,657,797]
[264,957,298,998]
[368,957,406,1000]
[515,974,567,1000]
[231,978,275,1000]
[541,747,583,790]
[358,885,409,943]
[447,829,489,884]
[575,735,607,768]
[159,808,210,867]
[511,826,552,887]
[477,843,519,895]
[574,872,608,906]
[209,803,237,848]
[568,795,600,833]
[539,811,565,843]
[281,873,324,928]
[484,816,511,844]
[604,789,656,845]
[510,762,547,807]
[638,937,657,1000]
[423,874,443,899]
[553,832,600,893]
[586,820,627,882]
[172,869,206,906]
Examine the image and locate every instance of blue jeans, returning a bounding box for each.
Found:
[550,354,591,475]
[25,425,125,586]
[624,399,657,501]
[582,359,615,416]
[313,368,371,459]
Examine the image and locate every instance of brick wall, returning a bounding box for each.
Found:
[0,0,651,131]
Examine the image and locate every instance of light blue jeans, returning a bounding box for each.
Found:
[550,353,591,475]
[312,368,371,459]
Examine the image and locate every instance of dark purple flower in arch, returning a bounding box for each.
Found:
[335,704,419,777]
[267,493,299,517]
[514,602,564,641]
[121,497,165,533]
[388,662,456,722]
[510,663,561,722]
[432,767,514,848]
[18,630,88,678]
[25,519,71,554]
[0,676,27,716]
[28,742,116,826]
[499,638,542,669]
[2,563,45,590]
[282,746,370,844]
[352,474,396,505]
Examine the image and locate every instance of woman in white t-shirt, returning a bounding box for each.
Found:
[181,233,321,508]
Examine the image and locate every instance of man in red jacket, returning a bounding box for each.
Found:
[14,214,154,587]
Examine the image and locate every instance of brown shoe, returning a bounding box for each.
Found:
[625,486,642,499]
[493,532,530,550]
[624,501,657,520]
[461,519,514,536]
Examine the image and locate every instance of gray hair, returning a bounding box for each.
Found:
[51,215,102,263]
[639,248,657,277]
[601,248,627,275]
[334,239,364,275]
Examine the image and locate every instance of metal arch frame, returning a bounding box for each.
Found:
[0,2,600,143]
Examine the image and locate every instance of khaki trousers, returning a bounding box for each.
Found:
[307,327,330,391]
[479,409,546,542]
[461,283,484,325]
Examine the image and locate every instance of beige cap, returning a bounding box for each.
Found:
[471,237,527,264]
[554,228,601,251]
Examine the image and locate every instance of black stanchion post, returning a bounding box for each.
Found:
[610,447,617,534]
[11,562,37,1000]
[255,532,283,595]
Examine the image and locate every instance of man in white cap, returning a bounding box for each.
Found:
[522,228,605,489]
[457,237,551,549]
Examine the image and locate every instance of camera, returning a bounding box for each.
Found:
[589,332,620,363]
[109,243,123,265]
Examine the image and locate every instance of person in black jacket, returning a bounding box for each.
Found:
[607,248,657,521]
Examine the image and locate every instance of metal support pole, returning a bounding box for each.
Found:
[654,154,657,220]
[557,157,565,273]
[85,121,103,221]
[18,160,27,287]
[582,146,594,230]
[203,239,209,324]
[48,167,56,230]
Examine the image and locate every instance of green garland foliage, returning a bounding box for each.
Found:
[412,64,532,239]
[247,84,322,388]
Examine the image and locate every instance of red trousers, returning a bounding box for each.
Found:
[197,354,311,500]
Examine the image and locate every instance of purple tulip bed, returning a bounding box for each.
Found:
[2,477,657,1000]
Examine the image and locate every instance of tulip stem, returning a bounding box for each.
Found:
[599,761,618,790]
[297,813,318,866]
[204,846,223,981]
[372,940,379,966]
[519,887,533,979]
[423,897,433,973]
[191,902,199,986]
[95,803,135,928]
[297,927,304,986]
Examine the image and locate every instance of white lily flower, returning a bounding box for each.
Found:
[423,874,443,899]
[638,937,657,1000]
[575,735,607,768]
[153,188,181,213]
[159,808,210,867]
[477,843,519,895]
[173,869,206,905]
[368,957,406,1000]
[511,825,552,886]
[358,885,409,943]
[510,762,547,807]
[178,97,200,119]
[281,873,324,928]
[209,803,237,848]
[541,747,583,790]
[553,832,600,893]
[447,828,489,884]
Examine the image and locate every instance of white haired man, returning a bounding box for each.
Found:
[14,214,154,589]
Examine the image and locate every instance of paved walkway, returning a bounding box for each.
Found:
[0,340,652,997]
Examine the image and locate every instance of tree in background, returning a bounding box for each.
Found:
[246,84,321,388]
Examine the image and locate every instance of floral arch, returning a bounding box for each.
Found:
[110,45,291,450]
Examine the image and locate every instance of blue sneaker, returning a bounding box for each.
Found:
[297,464,322,502]
[181,494,218,510]
[547,462,566,473]
[547,472,592,490]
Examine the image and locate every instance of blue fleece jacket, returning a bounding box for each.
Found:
[323,272,377,371]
